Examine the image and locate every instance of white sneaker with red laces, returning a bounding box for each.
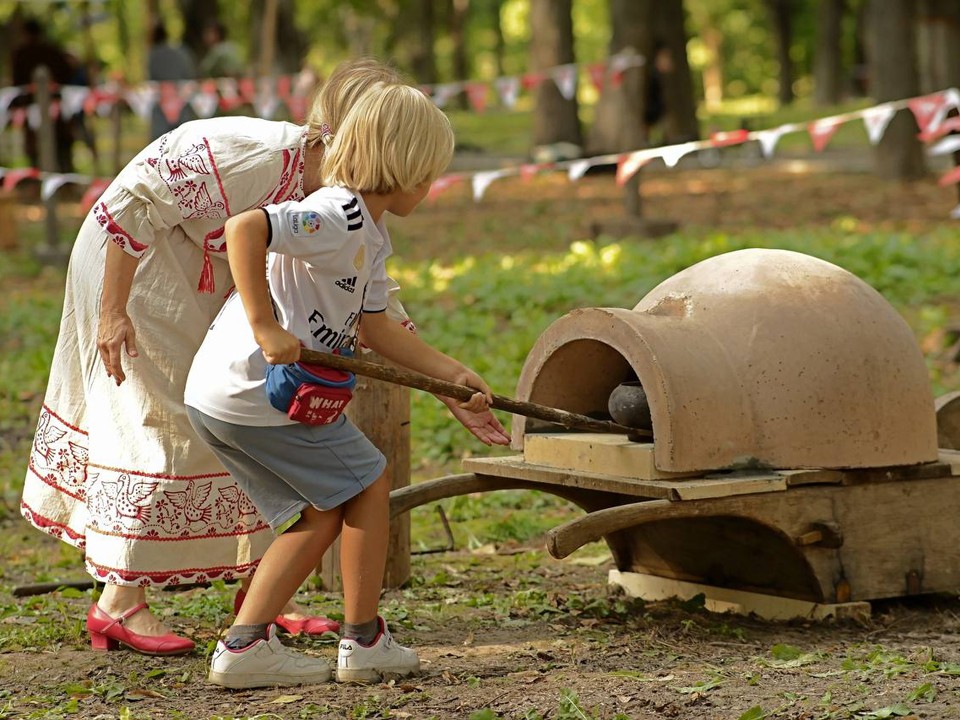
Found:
[336,617,420,683]
[208,624,332,688]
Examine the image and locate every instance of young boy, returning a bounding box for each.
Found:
[184,82,508,688]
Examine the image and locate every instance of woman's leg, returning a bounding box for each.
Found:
[233,505,344,626]
[97,584,169,635]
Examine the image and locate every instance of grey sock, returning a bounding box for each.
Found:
[224,623,270,649]
[342,617,380,646]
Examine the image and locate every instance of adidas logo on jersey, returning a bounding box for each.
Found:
[336,276,357,293]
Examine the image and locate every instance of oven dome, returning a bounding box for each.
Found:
[512,248,937,472]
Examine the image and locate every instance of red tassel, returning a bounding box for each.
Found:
[198,246,215,294]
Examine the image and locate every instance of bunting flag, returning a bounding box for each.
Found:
[862,104,897,145]
[494,76,520,108]
[552,64,579,101]
[808,117,843,152]
[587,63,606,92]
[465,82,489,113]
[190,82,220,119]
[3,86,959,226]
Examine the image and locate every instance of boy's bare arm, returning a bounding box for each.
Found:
[224,211,300,365]
[359,311,492,411]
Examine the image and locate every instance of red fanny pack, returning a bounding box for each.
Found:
[287,383,353,425]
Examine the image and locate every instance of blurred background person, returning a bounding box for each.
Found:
[198,21,244,79]
[147,23,196,140]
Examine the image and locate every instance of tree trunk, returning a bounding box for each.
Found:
[701,26,724,111]
[586,0,652,155]
[530,0,582,149]
[814,0,844,105]
[249,0,306,75]
[866,0,925,180]
[766,0,795,106]
[917,0,960,93]
[491,0,506,77]
[654,0,700,143]
[177,0,221,61]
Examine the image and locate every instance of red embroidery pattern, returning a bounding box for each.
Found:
[86,468,267,538]
[27,406,88,499]
[86,560,261,588]
[20,501,87,547]
[268,147,304,204]
[145,137,228,221]
[94,202,149,255]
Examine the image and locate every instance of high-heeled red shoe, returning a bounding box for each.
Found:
[234,589,340,636]
[86,603,195,656]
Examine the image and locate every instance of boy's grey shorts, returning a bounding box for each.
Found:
[186,406,386,532]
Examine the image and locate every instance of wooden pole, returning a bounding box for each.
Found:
[34,66,63,264]
[298,348,646,436]
[317,353,412,591]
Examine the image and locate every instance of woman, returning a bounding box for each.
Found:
[21,58,508,655]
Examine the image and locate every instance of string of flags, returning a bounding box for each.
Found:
[0,87,958,220]
[0,53,645,130]
[423,86,960,221]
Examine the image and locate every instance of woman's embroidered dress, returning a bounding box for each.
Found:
[21,117,309,586]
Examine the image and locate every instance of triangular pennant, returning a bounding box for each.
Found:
[587,63,606,92]
[59,86,89,118]
[952,203,960,220]
[465,82,488,113]
[567,158,593,181]
[218,78,242,110]
[254,78,280,119]
[929,135,960,156]
[659,141,698,167]
[919,114,960,143]
[432,83,462,109]
[609,52,644,85]
[159,82,185,124]
[0,87,21,128]
[862,104,896,145]
[10,107,26,128]
[616,150,653,185]
[710,129,750,147]
[83,88,104,115]
[190,85,220,118]
[808,117,843,152]
[938,165,960,187]
[124,85,158,119]
[96,85,120,118]
[472,170,505,201]
[80,178,112,214]
[41,172,86,201]
[494,76,520,108]
[276,75,292,101]
[908,91,950,135]
[428,174,463,201]
[286,96,309,123]
[520,162,553,181]
[3,167,40,190]
[238,78,256,103]
[551,64,578,101]
[756,127,789,157]
[521,72,547,91]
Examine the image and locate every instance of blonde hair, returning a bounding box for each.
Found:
[320,83,454,194]
[305,58,403,149]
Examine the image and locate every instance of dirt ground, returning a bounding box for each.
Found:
[4,157,960,719]
[2,538,960,720]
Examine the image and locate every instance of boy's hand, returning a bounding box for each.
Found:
[451,368,494,413]
[254,323,301,365]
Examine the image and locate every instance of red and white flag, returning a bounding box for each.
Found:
[551,64,578,101]
[808,117,843,152]
[862,104,896,145]
[908,91,952,136]
[494,76,520,108]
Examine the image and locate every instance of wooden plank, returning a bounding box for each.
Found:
[523,433,696,480]
[608,570,871,621]
[464,456,788,502]
[670,473,787,500]
[777,468,845,487]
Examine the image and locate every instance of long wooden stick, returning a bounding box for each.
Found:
[299,349,649,437]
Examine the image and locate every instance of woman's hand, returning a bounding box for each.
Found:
[97,309,139,386]
[441,397,511,446]
[254,323,302,365]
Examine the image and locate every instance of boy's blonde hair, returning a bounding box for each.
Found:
[320,83,454,194]
[305,58,403,149]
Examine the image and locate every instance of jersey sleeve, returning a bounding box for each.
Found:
[363,248,390,312]
[263,195,349,264]
[95,125,285,259]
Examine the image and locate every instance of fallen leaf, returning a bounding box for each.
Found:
[271,694,303,704]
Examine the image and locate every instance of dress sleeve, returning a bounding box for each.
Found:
[93,126,284,259]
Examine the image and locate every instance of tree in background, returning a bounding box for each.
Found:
[654,0,699,142]
[917,0,960,94]
[865,0,925,180]
[813,0,844,105]
[586,0,651,155]
[529,0,581,152]
[764,0,795,106]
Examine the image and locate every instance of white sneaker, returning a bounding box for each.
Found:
[208,625,332,688]
[336,617,420,683]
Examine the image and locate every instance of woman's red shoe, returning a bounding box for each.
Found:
[86,603,195,656]
[234,589,340,636]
